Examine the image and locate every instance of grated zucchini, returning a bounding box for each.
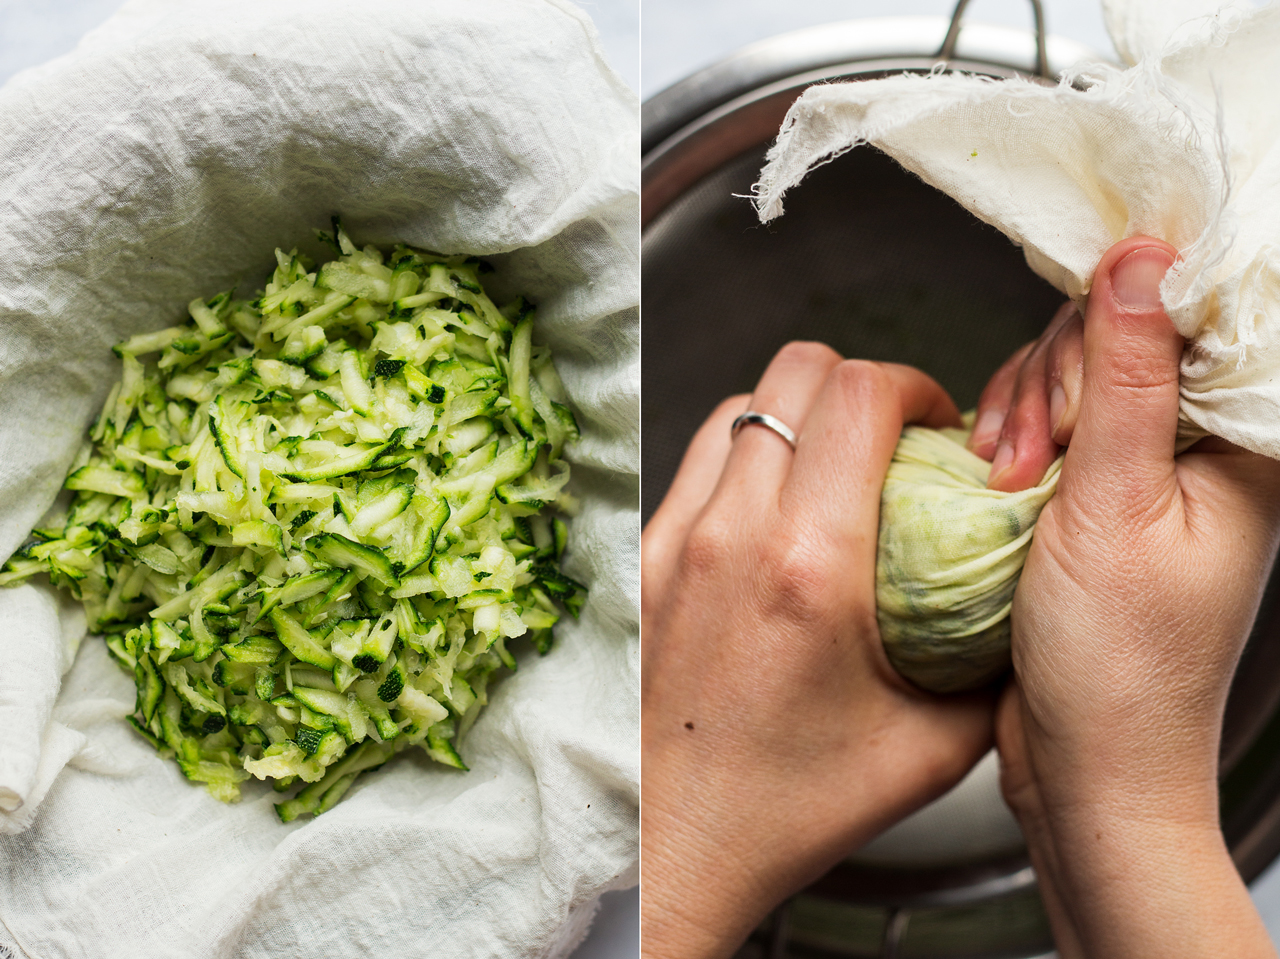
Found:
[1,223,586,821]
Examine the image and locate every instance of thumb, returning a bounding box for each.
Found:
[1066,237,1183,506]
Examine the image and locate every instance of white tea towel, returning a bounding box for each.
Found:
[0,0,638,955]
[755,0,1280,459]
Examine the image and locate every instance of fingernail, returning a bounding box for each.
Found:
[1049,383,1067,437]
[970,408,1005,450]
[989,440,1015,483]
[1111,248,1174,310]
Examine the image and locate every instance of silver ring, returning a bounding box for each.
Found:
[730,411,797,450]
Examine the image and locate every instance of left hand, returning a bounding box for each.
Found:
[641,343,997,959]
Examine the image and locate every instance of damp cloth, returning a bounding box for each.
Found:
[755,0,1280,691]
[877,423,1060,694]
[0,1,638,956]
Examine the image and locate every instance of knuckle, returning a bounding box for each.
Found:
[677,510,738,583]
[1102,353,1178,395]
[1006,387,1047,436]
[1011,349,1048,397]
[829,358,887,398]
[679,503,843,630]
[712,393,750,422]
[773,340,842,371]
[756,528,833,623]
[828,360,896,418]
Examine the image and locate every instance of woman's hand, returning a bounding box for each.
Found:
[971,237,1280,957]
[641,343,996,959]
[967,299,1082,492]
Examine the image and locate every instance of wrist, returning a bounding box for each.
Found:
[641,790,778,959]
[1032,812,1271,958]
[1014,685,1223,821]
[1011,767,1273,959]
[1036,745,1217,819]
[639,734,926,958]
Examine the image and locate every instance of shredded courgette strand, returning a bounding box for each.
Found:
[2,223,586,820]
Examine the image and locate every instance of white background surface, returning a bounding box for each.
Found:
[0,0,639,957]
[0,0,642,93]
[642,0,1280,945]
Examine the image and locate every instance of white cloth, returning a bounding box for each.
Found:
[755,0,1280,459]
[0,0,638,955]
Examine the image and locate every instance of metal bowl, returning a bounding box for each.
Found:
[642,7,1280,957]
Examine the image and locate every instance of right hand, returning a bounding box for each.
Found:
[972,236,1280,956]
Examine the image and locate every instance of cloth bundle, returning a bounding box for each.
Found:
[0,1,638,956]
[754,0,1280,691]
[877,426,1060,694]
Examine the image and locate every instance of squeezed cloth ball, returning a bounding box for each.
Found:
[877,424,1060,693]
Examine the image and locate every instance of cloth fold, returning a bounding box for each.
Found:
[0,1,638,955]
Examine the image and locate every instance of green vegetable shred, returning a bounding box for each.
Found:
[1,222,586,821]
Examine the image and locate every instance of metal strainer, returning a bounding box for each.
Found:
[642,3,1280,956]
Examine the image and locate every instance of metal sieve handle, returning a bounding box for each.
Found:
[880,907,910,959]
[937,0,1051,79]
[764,900,912,958]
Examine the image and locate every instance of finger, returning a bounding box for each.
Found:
[988,304,1080,492]
[968,341,1035,459]
[1046,309,1084,447]
[880,361,964,430]
[716,341,843,502]
[784,361,958,565]
[643,394,750,604]
[1066,237,1182,507]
